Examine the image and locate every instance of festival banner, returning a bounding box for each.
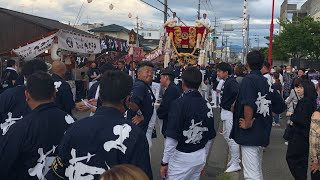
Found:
[13,33,56,61]
[145,48,162,61]
[100,35,129,53]
[74,56,89,68]
[133,47,144,60]
[57,30,101,54]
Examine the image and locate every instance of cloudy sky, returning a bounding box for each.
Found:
[0,0,308,47]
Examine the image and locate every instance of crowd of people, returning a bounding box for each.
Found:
[0,50,320,180]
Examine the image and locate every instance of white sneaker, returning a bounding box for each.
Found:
[227,159,241,167]
[225,163,241,173]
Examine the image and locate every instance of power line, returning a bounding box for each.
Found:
[153,0,187,26]
[139,0,168,15]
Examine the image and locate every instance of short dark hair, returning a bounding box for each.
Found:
[6,59,16,67]
[99,71,133,103]
[137,61,154,70]
[246,50,264,71]
[117,61,125,65]
[263,61,270,69]
[99,63,115,74]
[216,62,232,75]
[235,64,245,77]
[298,68,305,73]
[21,59,48,78]
[273,72,280,80]
[26,72,54,101]
[181,67,202,89]
[294,77,302,87]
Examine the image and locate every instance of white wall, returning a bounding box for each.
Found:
[139,29,162,40]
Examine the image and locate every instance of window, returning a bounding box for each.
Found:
[148,33,152,37]
[142,33,145,36]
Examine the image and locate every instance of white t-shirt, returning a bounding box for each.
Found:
[216,79,225,91]
[264,73,273,85]
[169,17,179,24]
[200,18,211,27]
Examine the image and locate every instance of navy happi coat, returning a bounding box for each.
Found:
[0,103,74,180]
[166,90,216,153]
[46,106,152,180]
[230,70,285,147]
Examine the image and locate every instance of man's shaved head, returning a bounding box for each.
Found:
[51,60,67,78]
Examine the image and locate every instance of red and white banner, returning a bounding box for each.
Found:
[145,48,162,61]
[13,34,56,61]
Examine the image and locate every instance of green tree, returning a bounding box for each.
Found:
[276,17,320,60]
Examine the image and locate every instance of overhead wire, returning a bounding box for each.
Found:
[153,0,187,25]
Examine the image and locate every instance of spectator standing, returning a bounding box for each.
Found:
[283,65,296,100]
[234,64,245,85]
[117,60,129,74]
[261,61,273,86]
[286,80,317,180]
[88,62,100,82]
[310,108,320,179]
[273,72,283,127]
[0,59,18,92]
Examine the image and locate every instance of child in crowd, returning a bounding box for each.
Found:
[273,72,283,127]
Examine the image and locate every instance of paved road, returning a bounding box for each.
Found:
[74,110,301,180]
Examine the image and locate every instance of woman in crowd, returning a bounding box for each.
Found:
[286,80,317,180]
[234,64,245,85]
[310,107,320,179]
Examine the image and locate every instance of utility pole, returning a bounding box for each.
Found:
[213,16,217,63]
[225,36,228,62]
[136,16,139,47]
[198,0,201,20]
[229,42,232,62]
[221,34,224,59]
[246,14,250,56]
[164,0,168,23]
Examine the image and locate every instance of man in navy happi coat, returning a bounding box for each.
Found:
[160,68,216,180]
[0,72,75,180]
[0,60,48,124]
[230,51,285,179]
[46,71,152,180]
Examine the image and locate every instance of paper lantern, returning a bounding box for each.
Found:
[128,13,132,18]
[109,3,114,10]
[50,43,61,61]
[87,0,93,3]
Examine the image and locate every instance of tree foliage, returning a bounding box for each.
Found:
[266,17,320,61]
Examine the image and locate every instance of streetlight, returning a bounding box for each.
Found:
[254,35,260,49]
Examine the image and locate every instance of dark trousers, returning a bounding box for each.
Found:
[311,171,320,180]
[286,133,309,180]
